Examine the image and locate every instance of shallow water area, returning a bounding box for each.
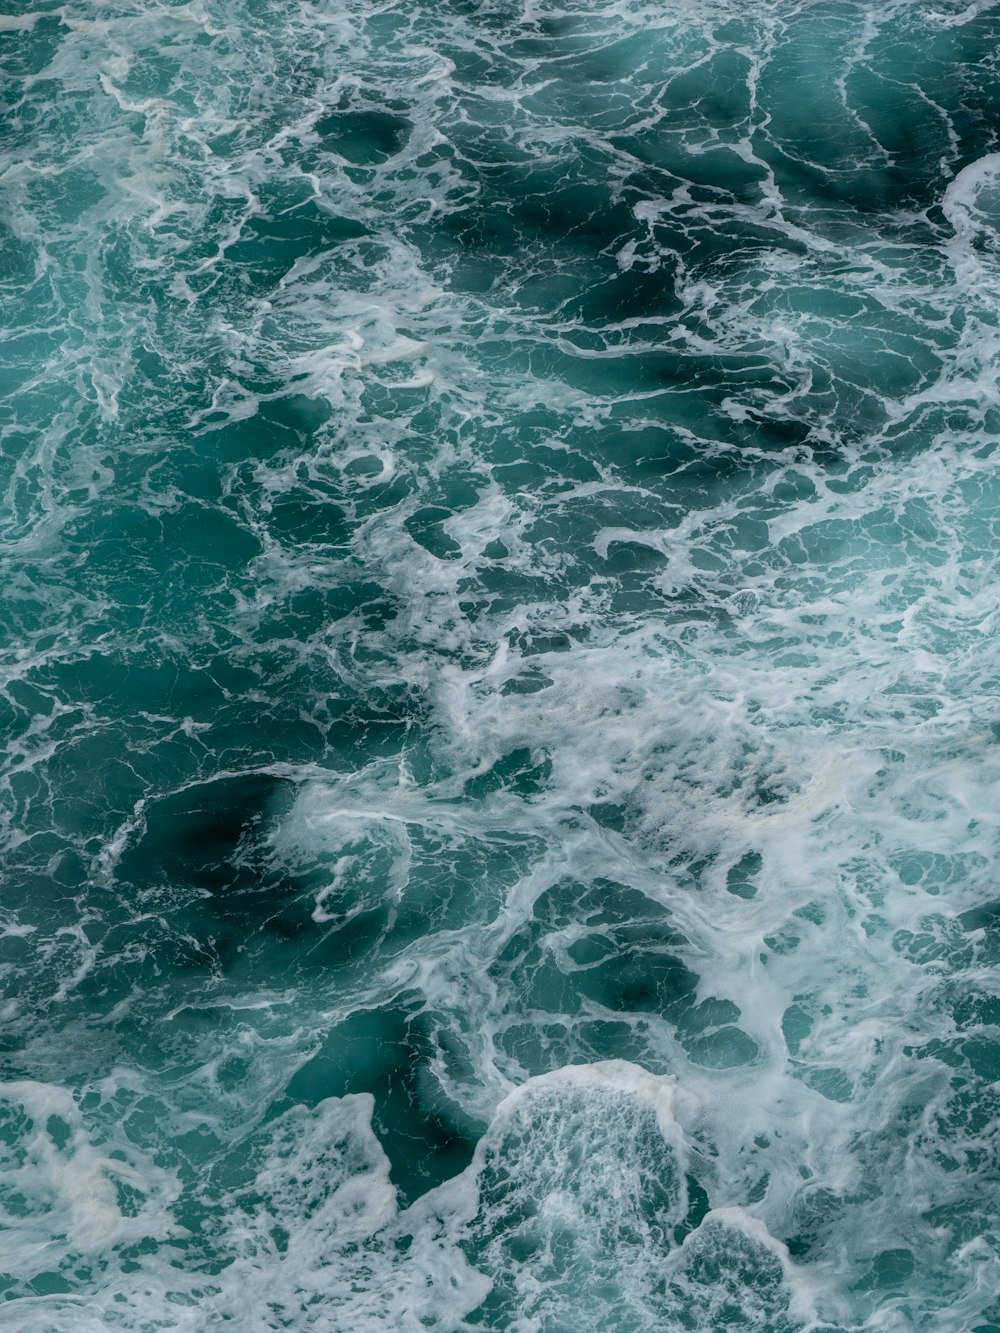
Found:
[3,0,1000,1328]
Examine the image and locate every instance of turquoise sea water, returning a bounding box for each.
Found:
[4,0,1000,1327]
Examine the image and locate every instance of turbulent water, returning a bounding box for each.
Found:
[5,0,1000,1328]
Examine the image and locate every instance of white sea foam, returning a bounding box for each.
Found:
[4,0,1000,1327]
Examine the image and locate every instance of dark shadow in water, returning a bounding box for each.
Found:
[284,999,482,1206]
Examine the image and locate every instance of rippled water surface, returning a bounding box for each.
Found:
[4,0,1000,1328]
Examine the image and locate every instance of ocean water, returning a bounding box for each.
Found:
[3,0,1000,1328]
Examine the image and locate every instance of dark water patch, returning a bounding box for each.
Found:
[285,1001,481,1205]
[316,102,413,164]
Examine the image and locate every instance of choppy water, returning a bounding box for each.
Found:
[4,0,1000,1328]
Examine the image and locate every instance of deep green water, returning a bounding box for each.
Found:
[4,0,1000,1327]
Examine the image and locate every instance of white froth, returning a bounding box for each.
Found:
[4,0,1000,1327]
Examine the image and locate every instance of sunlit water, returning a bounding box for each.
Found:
[3,0,1000,1328]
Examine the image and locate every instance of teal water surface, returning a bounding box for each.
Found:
[3,0,1000,1328]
